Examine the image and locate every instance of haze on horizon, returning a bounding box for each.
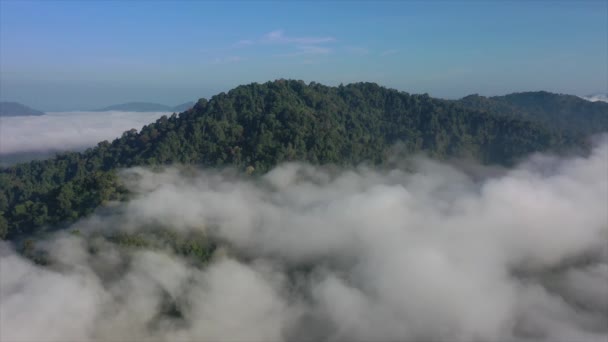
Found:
[0,1,606,111]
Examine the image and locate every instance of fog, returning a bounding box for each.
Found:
[1,137,607,342]
[581,94,608,103]
[0,111,168,155]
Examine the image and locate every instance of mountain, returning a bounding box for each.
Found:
[93,101,195,112]
[0,102,45,116]
[172,101,195,112]
[93,102,173,112]
[0,80,593,240]
[454,91,608,135]
[581,93,608,103]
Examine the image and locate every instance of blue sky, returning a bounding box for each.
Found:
[0,0,606,111]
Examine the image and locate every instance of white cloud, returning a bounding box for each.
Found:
[234,29,336,47]
[232,29,336,59]
[0,111,169,155]
[380,49,399,56]
[277,45,332,57]
[581,94,608,103]
[2,136,607,341]
[261,29,335,45]
[212,56,245,64]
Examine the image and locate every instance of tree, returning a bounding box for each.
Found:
[0,80,592,241]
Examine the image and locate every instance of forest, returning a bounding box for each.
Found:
[453,91,608,135]
[1,80,603,241]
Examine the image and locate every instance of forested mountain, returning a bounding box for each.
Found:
[454,91,608,135]
[93,101,195,112]
[0,81,592,240]
[0,101,45,116]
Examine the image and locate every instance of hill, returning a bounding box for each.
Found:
[93,101,195,112]
[581,93,608,103]
[0,80,590,240]
[454,91,608,135]
[172,101,195,112]
[0,102,45,116]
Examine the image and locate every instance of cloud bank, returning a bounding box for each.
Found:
[0,111,168,155]
[1,136,607,342]
[581,94,608,103]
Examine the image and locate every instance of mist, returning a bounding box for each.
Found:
[1,137,607,342]
[0,111,168,156]
[581,94,608,103]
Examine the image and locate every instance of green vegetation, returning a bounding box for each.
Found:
[104,230,217,263]
[1,80,598,241]
[454,91,608,135]
[19,228,217,267]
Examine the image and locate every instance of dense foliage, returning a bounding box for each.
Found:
[20,228,216,268]
[454,91,608,135]
[0,80,590,240]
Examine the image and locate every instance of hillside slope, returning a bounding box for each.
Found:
[93,102,194,112]
[0,80,586,240]
[454,91,608,135]
[0,102,45,116]
[93,102,173,112]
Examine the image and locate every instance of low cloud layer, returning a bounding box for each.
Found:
[581,94,608,103]
[0,111,168,155]
[2,137,607,342]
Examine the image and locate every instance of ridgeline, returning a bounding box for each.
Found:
[1,80,605,240]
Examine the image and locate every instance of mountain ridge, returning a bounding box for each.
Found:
[92,101,195,112]
[0,80,604,241]
[0,101,45,117]
[453,91,608,135]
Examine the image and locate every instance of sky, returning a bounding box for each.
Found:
[0,0,606,111]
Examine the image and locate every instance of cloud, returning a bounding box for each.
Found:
[233,29,336,59]
[212,56,245,64]
[0,111,169,156]
[380,49,399,56]
[2,136,608,341]
[261,29,336,45]
[581,94,608,103]
[234,29,336,47]
[277,45,332,57]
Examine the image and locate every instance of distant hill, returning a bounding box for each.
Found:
[0,80,588,240]
[581,93,608,103]
[93,101,195,112]
[172,101,195,112]
[0,151,61,167]
[454,91,608,135]
[0,102,45,117]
